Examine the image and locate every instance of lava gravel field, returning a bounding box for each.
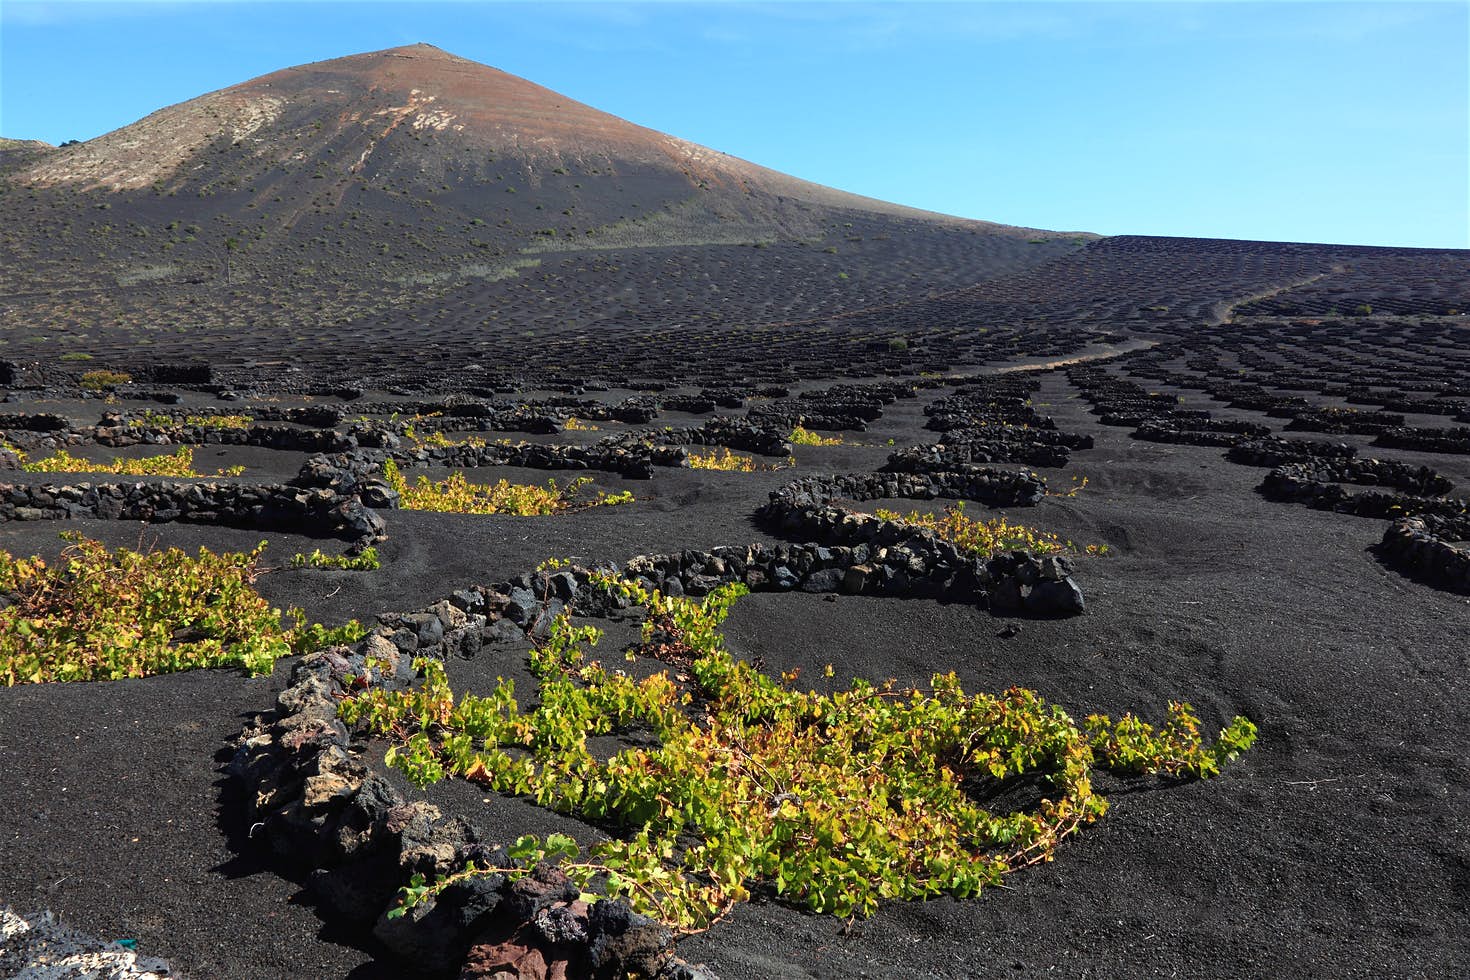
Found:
[2,331,1468,979]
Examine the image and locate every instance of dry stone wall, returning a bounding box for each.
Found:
[1378,514,1470,594]
[231,497,1086,978]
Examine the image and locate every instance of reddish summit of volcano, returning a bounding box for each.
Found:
[19,42,1013,229]
[0,42,1091,359]
[238,43,682,163]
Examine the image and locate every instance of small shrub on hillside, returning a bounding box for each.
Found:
[283,611,369,654]
[401,415,489,450]
[1047,475,1090,499]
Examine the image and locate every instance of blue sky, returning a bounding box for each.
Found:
[1,1,1465,248]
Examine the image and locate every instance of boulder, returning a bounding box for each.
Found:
[586,899,674,980]
[1024,577,1085,615]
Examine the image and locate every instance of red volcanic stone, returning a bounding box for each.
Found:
[460,920,583,980]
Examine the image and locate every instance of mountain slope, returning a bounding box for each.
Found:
[16,44,1003,228]
[0,44,1097,380]
[6,42,1050,255]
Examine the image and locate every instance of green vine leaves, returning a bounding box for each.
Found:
[339,573,1257,934]
[2,533,366,685]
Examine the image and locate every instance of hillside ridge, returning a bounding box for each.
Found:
[13,43,1047,233]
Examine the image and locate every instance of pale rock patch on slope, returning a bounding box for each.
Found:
[19,93,284,191]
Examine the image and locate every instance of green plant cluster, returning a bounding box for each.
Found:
[382,459,632,515]
[875,501,1110,557]
[17,445,244,478]
[789,426,843,446]
[1,534,365,685]
[78,369,132,390]
[2,533,284,684]
[409,429,488,449]
[130,411,253,430]
[341,576,1255,933]
[284,611,369,655]
[687,448,793,472]
[290,546,381,571]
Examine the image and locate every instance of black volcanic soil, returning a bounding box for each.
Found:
[3,363,1469,980]
[3,42,1470,980]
